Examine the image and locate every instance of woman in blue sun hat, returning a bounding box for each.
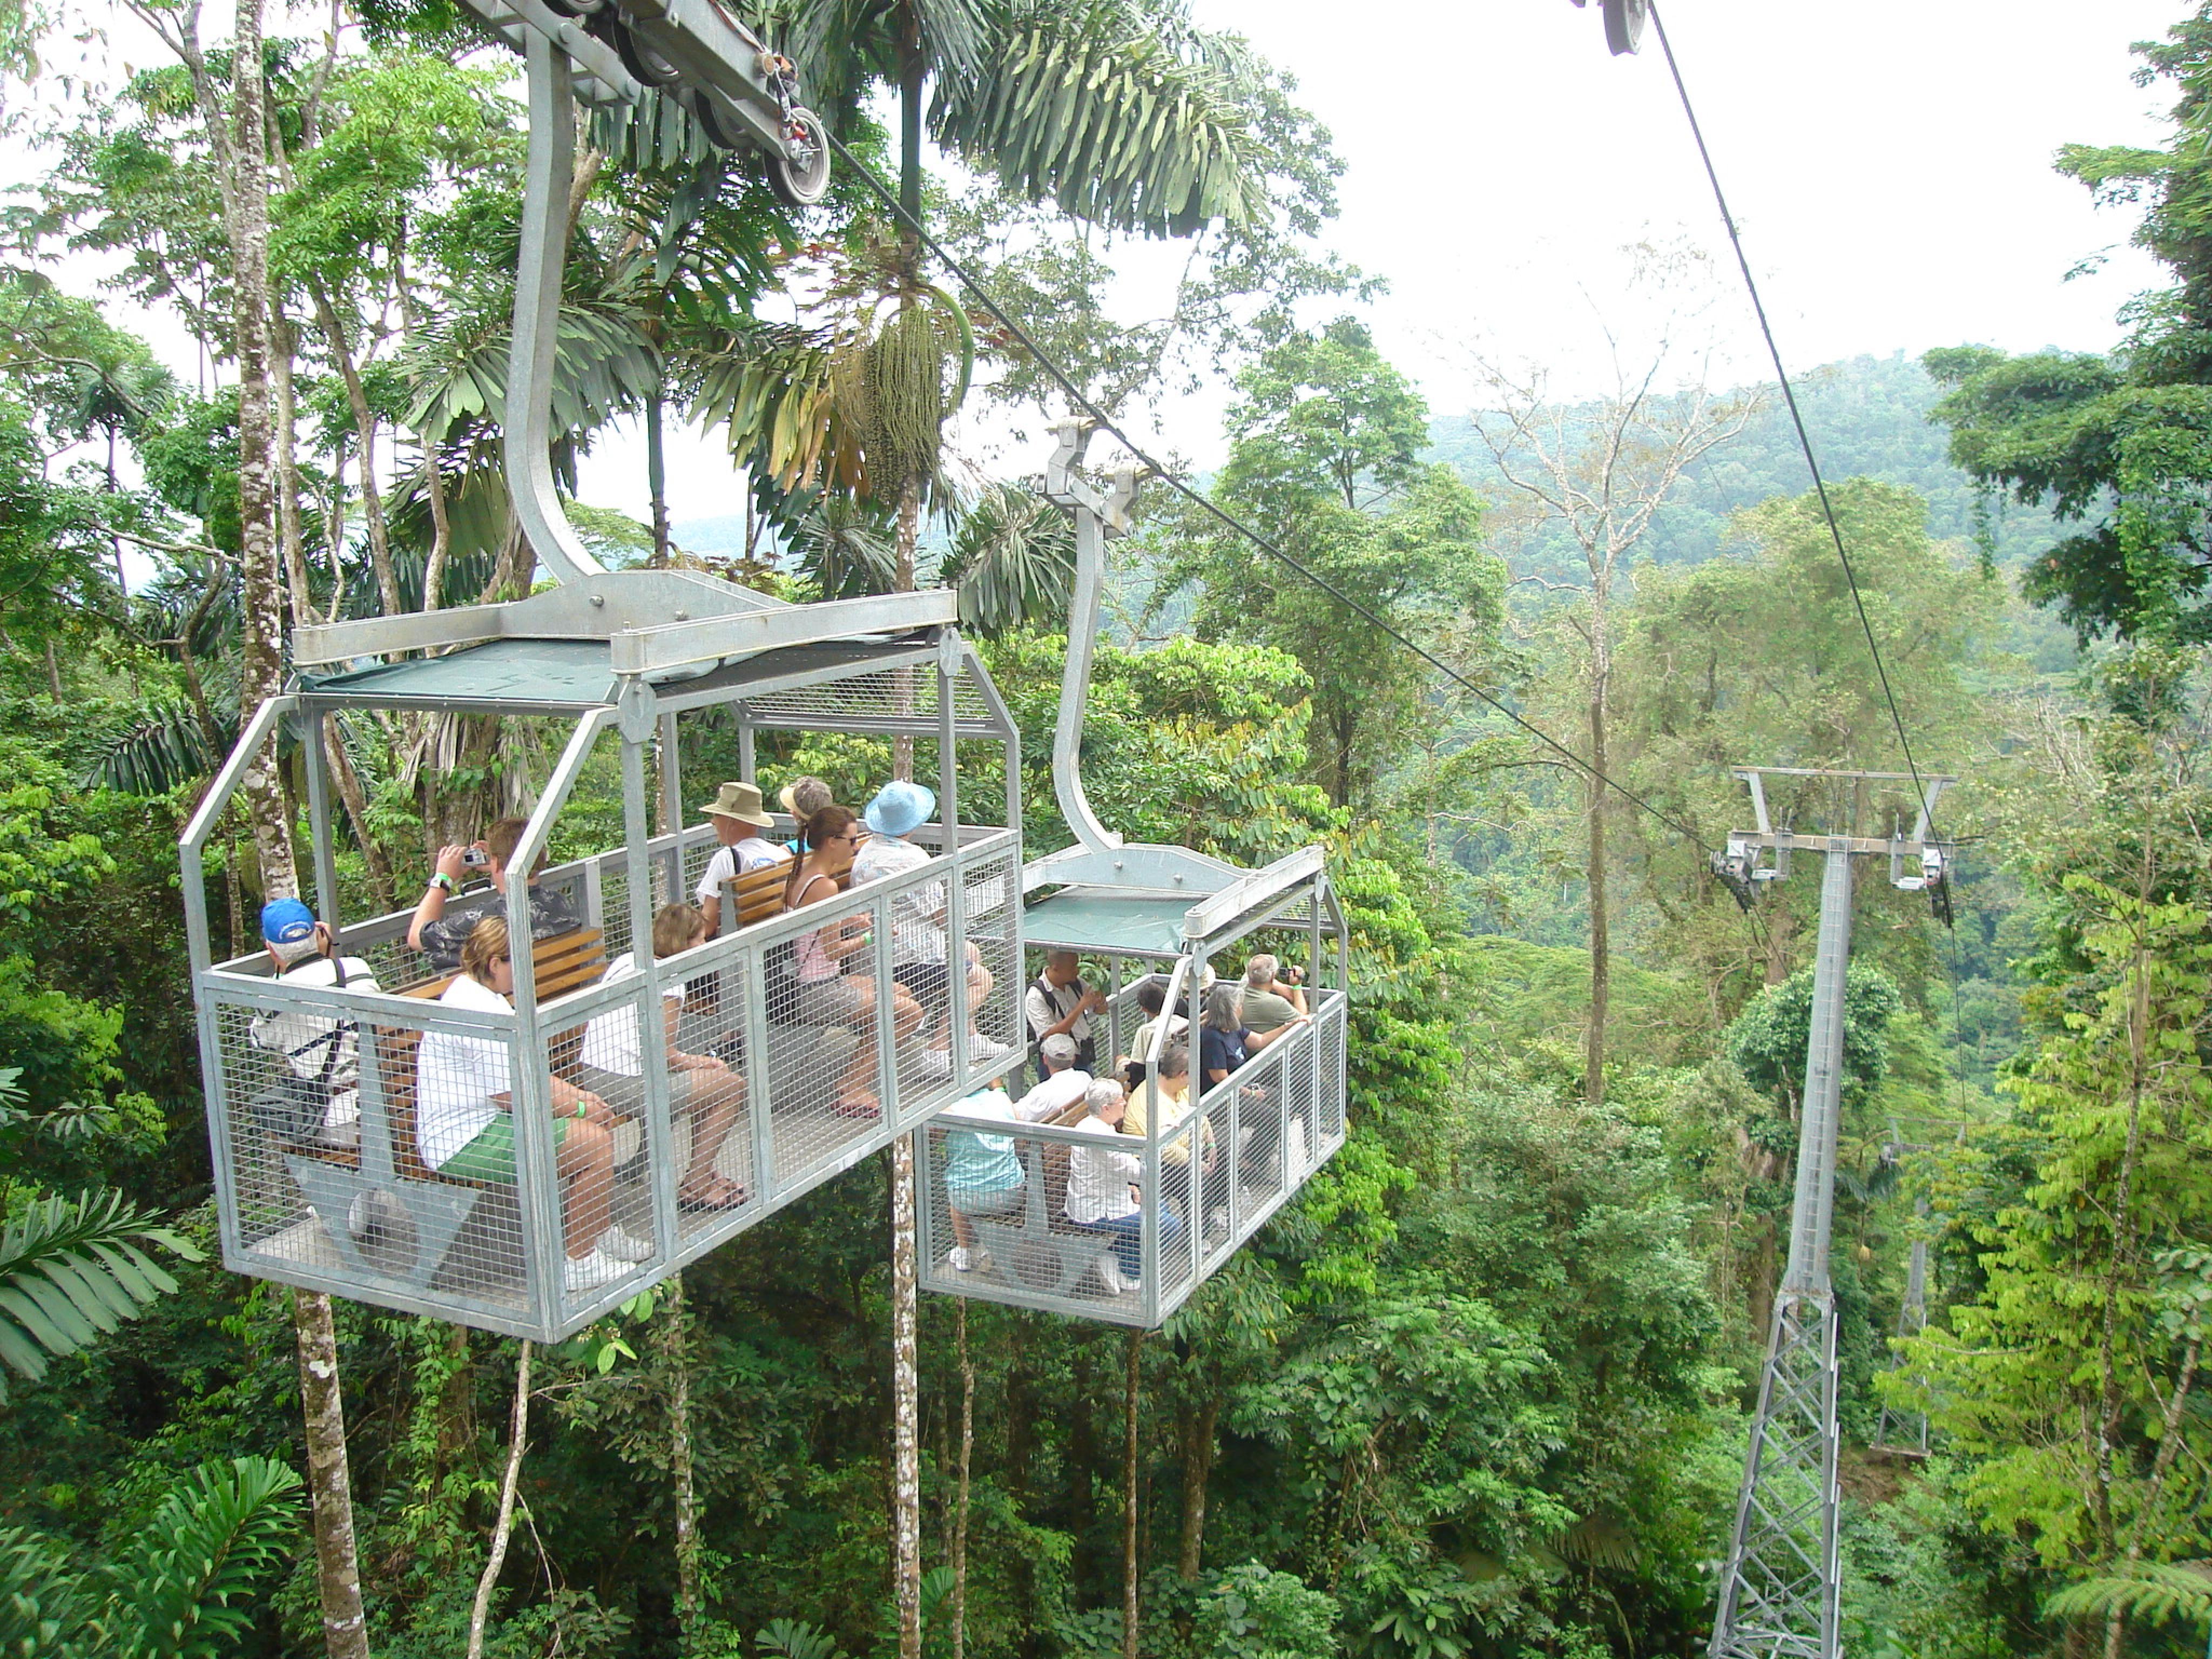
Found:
[850,779,1011,1077]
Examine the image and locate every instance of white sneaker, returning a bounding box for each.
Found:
[908,1048,953,1082]
[597,1225,655,1263]
[1093,1257,1127,1296]
[563,1246,629,1293]
[948,1246,973,1272]
[967,1035,1015,1062]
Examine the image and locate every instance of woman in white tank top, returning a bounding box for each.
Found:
[783,805,924,1117]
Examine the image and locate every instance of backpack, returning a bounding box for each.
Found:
[248,957,355,1147]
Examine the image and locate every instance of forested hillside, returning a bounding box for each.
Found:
[1433,350,2065,578]
[3,3,2211,1659]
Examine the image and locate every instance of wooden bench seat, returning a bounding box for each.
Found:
[298,927,609,1183]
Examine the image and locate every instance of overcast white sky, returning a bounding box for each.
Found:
[14,0,2189,529]
[582,0,2188,525]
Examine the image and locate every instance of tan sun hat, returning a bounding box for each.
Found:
[700,780,774,830]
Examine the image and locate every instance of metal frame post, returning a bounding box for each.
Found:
[299,707,343,934]
[1709,766,1957,1659]
[624,730,681,1254]
[940,639,969,1092]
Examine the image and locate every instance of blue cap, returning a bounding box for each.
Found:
[863,780,936,839]
[260,898,319,945]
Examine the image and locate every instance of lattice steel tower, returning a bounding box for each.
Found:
[1707,767,1953,1659]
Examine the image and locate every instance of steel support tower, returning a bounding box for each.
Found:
[1707,767,1953,1659]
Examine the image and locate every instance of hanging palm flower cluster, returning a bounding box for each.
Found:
[696,267,975,505]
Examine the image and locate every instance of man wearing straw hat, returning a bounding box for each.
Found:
[694,781,790,939]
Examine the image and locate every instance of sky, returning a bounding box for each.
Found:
[12,0,2190,534]
[577,0,2188,529]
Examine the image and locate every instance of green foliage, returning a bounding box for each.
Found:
[1157,321,1504,807]
[1726,962,1903,1114]
[1190,1562,1340,1659]
[1901,882,2212,1609]
[0,1456,300,1658]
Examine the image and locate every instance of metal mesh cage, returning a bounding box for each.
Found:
[917,989,1347,1327]
[737,662,997,732]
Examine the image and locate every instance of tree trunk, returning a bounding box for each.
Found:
[891,1138,923,1659]
[273,311,315,631]
[666,1286,704,1642]
[42,638,60,700]
[1176,1394,1217,1581]
[646,390,671,565]
[294,1290,370,1659]
[1583,575,1610,1107]
[468,1340,532,1659]
[951,1296,974,1659]
[308,279,402,616]
[322,720,396,912]
[1121,1330,1143,1659]
[422,441,454,614]
[891,462,921,785]
[225,11,365,1652]
[660,1277,703,1648]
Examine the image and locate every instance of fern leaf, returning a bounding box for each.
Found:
[109,1458,304,1659]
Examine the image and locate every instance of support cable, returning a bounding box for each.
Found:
[1648,3,1933,817]
[821,130,1717,855]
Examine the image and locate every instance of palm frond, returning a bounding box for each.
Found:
[0,1190,204,1400]
[106,1457,304,1659]
[79,702,232,795]
[941,481,1074,634]
[932,0,1267,237]
[757,1618,848,1659]
[794,494,898,597]
[0,1526,99,1656]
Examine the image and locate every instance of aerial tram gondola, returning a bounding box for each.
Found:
[183,0,1347,1343]
[914,424,1349,1329]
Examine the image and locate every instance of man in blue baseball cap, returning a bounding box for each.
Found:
[249,898,380,1143]
[851,780,1011,1077]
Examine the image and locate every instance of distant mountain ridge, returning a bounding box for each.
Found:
[1427,351,2062,577]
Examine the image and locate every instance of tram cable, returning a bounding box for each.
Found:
[820,131,1732,868]
[1648,3,1937,823]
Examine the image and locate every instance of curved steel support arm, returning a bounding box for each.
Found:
[507,34,609,589]
[1042,419,1141,857]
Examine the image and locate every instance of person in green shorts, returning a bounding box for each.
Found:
[414,917,650,1293]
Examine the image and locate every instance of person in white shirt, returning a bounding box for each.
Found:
[1024,952,1103,1081]
[693,782,790,938]
[413,918,646,1293]
[1064,1079,1181,1293]
[575,903,747,1211]
[249,898,380,1141]
[850,780,1005,1071]
[1011,1034,1091,1122]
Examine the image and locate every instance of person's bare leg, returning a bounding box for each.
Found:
[680,1073,743,1192]
[950,1209,976,1250]
[557,1120,615,1257]
[838,979,884,1104]
[965,961,992,1042]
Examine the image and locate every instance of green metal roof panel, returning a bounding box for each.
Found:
[1021,891,1194,957]
[299,638,619,709]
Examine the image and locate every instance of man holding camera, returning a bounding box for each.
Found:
[1238,954,1309,1039]
[407,817,583,973]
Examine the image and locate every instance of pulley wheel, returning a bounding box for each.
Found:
[612,21,686,87]
[1603,0,1647,55]
[768,106,832,207]
[690,86,741,149]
